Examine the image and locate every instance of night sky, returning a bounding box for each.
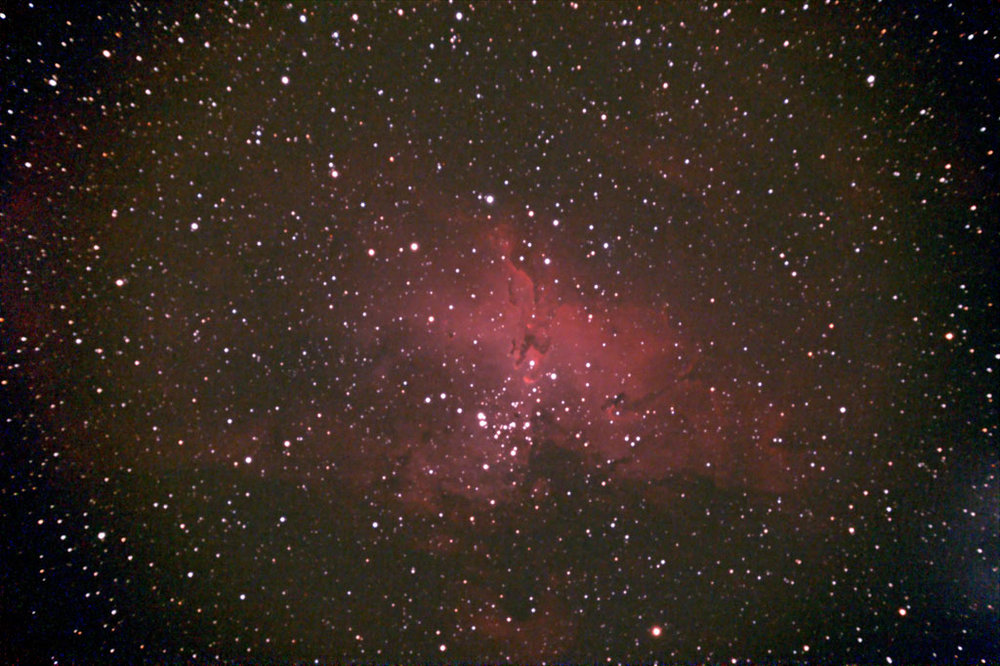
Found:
[2,1,998,663]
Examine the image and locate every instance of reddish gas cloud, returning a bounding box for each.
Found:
[312,216,815,528]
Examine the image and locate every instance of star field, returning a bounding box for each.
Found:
[2,1,997,663]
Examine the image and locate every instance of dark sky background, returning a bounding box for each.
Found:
[2,1,997,663]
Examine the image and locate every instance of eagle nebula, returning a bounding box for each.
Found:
[2,2,996,663]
